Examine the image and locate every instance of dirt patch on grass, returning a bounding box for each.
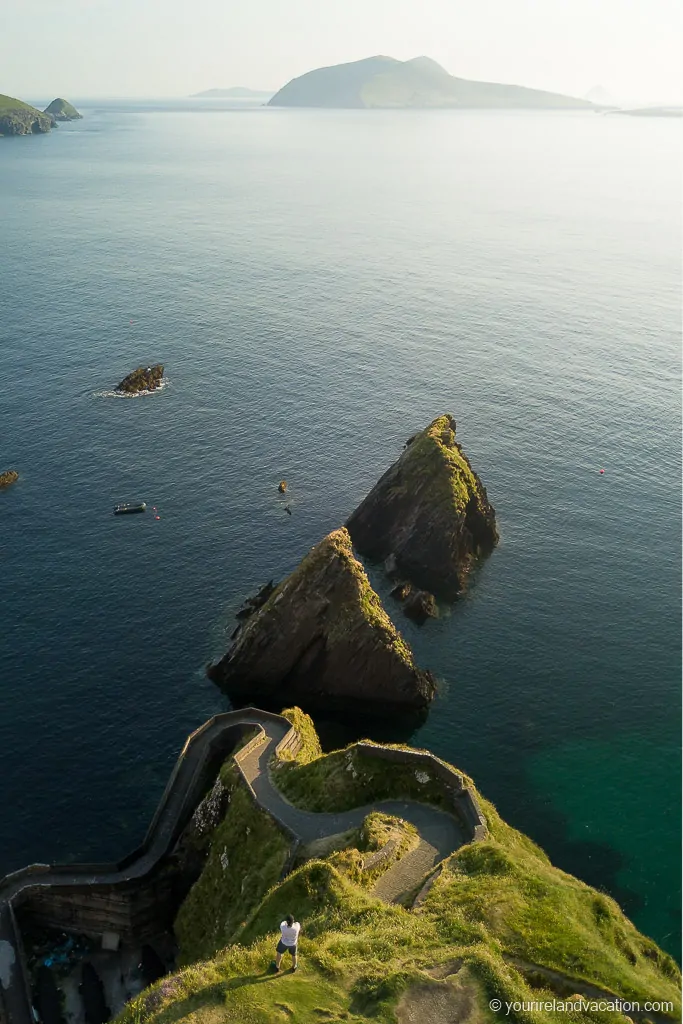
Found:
[425,958,464,979]
[397,972,490,1023]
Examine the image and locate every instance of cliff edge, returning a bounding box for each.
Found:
[208,527,435,710]
[347,414,498,598]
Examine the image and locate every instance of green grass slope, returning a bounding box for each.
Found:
[119,713,680,1024]
[0,93,42,114]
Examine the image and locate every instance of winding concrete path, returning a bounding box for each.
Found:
[0,710,466,1024]
[238,723,464,902]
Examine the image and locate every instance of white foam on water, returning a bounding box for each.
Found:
[93,378,169,399]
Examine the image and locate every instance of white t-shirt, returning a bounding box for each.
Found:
[280,920,301,946]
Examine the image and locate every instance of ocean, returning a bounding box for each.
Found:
[0,100,680,955]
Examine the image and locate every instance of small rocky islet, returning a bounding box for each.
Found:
[0,469,19,487]
[43,97,83,122]
[347,413,498,599]
[208,527,435,710]
[209,414,497,711]
[115,364,164,394]
[0,93,82,136]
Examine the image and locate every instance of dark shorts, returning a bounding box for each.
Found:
[276,939,297,956]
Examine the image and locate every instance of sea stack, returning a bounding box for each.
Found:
[115,364,164,394]
[44,98,83,121]
[208,527,435,710]
[347,415,498,599]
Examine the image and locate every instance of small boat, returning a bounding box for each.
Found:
[114,502,147,515]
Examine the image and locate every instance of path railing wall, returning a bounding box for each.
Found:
[353,741,488,841]
[0,706,487,1024]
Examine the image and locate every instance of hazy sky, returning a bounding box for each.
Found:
[3,0,681,102]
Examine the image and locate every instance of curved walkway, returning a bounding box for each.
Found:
[237,724,464,902]
[0,709,467,1024]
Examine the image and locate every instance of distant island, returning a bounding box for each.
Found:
[1,93,82,135]
[192,87,273,98]
[268,55,595,110]
[611,105,683,117]
[44,97,83,121]
[0,93,52,135]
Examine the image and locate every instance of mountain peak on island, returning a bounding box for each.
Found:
[268,55,594,110]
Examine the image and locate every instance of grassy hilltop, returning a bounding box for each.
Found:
[118,710,680,1024]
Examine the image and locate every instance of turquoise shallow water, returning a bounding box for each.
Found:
[0,102,680,954]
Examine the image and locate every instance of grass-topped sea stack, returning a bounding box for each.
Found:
[347,414,498,599]
[115,364,164,394]
[44,98,82,121]
[208,527,435,710]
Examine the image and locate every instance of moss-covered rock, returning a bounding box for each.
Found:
[115,364,164,394]
[208,528,435,710]
[347,414,498,599]
[403,590,438,624]
[44,98,82,121]
[0,94,52,136]
[0,469,19,487]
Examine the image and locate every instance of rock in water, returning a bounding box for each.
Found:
[207,527,435,710]
[0,469,19,487]
[43,97,83,121]
[115,364,164,394]
[278,480,287,493]
[347,414,498,599]
[403,590,438,624]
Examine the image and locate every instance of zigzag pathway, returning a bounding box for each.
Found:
[0,711,465,1024]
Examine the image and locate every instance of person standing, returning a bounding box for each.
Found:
[273,914,300,972]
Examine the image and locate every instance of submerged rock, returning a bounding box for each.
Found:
[208,527,435,710]
[403,590,438,624]
[347,414,498,599]
[115,364,164,394]
[0,469,18,487]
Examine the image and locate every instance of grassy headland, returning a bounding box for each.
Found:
[118,710,679,1024]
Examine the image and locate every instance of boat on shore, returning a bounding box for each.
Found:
[114,502,146,515]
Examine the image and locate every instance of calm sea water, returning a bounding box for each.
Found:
[1,101,680,955]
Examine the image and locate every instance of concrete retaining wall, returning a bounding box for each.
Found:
[353,741,487,842]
